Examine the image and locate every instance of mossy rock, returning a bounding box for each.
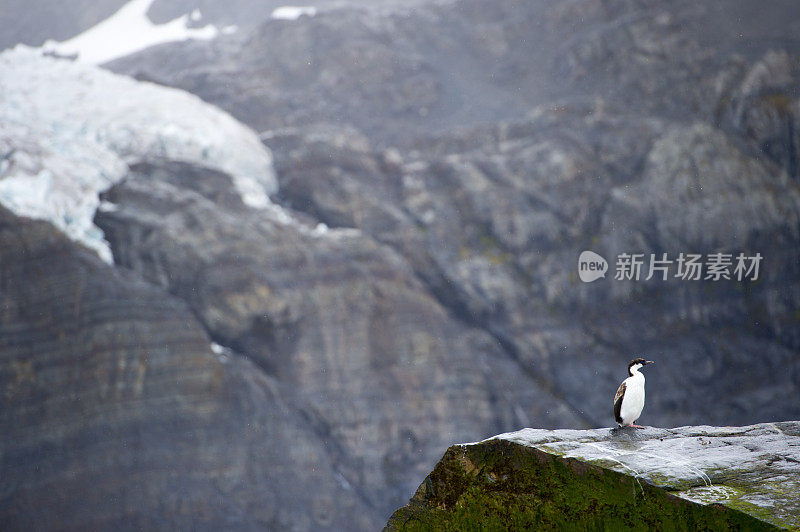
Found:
[387,423,800,530]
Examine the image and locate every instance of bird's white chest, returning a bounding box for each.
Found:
[620,373,645,424]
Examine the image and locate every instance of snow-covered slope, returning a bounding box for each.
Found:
[271,6,318,21]
[41,0,223,65]
[0,46,276,263]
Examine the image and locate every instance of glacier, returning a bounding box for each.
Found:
[0,46,276,264]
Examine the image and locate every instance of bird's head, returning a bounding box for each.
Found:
[628,357,654,375]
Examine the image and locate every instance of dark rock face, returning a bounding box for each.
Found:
[387,422,800,530]
[0,206,377,530]
[105,0,800,441]
[264,110,800,433]
[716,49,800,182]
[94,159,585,519]
[90,110,800,525]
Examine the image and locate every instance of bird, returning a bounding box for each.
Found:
[613,357,654,428]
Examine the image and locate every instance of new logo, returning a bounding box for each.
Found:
[578,251,608,283]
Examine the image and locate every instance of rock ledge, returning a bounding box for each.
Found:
[387,422,800,530]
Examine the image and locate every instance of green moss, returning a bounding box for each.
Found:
[723,497,791,530]
[680,479,799,530]
[386,441,780,531]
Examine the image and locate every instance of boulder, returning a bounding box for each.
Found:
[387,422,800,530]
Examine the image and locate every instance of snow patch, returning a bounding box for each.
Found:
[260,202,362,239]
[210,342,234,363]
[271,6,318,21]
[98,200,120,213]
[42,0,219,65]
[0,46,276,263]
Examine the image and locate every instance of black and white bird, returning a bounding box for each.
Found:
[613,357,654,428]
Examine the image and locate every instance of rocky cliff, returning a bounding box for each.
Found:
[387,422,800,530]
[106,0,800,436]
[0,206,379,530]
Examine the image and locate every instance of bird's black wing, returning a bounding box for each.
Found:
[613,381,626,424]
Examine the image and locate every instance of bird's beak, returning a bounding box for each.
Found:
[645,360,655,365]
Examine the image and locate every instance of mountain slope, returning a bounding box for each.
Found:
[0,206,378,530]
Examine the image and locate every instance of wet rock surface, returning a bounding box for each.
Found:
[388,422,800,530]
